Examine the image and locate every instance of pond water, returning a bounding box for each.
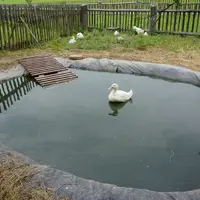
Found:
[1,70,200,192]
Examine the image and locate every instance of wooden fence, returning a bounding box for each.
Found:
[136,0,199,3]
[0,76,37,113]
[88,5,200,35]
[42,0,200,4]
[88,2,200,10]
[135,0,199,3]
[0,4,87,50]
[0,2,200,51]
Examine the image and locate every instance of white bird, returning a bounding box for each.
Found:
[68,36,76,44]
[108,83,133,103]
[117,36,123,41]
[133,26,144,35]
[143,32,148,36]
[114,31,120,36]
[77,32,84,39]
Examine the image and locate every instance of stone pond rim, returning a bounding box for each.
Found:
[1,58,200,199]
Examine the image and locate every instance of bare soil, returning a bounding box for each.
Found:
[0,47,200,72]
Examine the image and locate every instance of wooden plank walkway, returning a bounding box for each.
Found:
[35,71,77,87]
[18,55,78,87]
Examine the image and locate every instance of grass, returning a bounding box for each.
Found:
[1,0,199,4]
[0,30,200,72]
[0,12,199,49]
[0,152,68,200]
[46,30,200,52]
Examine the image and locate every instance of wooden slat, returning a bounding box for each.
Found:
[35,71,77,87]
[18,55,78,87]
[37,74,77,83]
[36,75,77,85]
[38,78,77,87]
[19,55,67,76]
[36,71,76,80]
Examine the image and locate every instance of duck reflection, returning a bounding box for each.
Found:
[0,75,37,113]
[108,99,132,116]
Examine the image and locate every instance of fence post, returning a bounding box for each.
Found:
[98,0,101,8]
[150,4,157,35]
[80,4,88,29]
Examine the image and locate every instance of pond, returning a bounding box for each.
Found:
[1,70,200,192]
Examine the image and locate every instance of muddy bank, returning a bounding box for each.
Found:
[1,58,200,87]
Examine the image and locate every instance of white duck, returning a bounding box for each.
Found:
[143,31,148,36]
[133,26,144,35]
[114,31,120,36]
[77,32,84,39]
[117,36,124,41]
[108,83,133,103]
[68,36,76,44]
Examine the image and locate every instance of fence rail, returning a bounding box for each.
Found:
[0,4,83,50]
[0,76,37,113]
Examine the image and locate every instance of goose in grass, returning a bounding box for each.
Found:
[68,36,76,44]
[77,32,84,39]
[114,31,120,36]
[133,26,145,35]
[108,83,133,103]
[117,36,124,41]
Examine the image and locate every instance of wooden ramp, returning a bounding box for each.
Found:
[18,55,78,87]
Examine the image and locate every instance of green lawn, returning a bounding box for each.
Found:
[46,30,200,52]
[1,0,92,4]
[1,0,199,4]
[0,30,200,71]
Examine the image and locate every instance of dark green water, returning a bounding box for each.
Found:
[1,70,200,192]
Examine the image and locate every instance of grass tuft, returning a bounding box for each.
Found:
[0,153,68,200]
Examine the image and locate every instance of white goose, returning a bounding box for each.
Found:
[77,32,84,39]
[108,83,133,103]
[117,36,124,41]
[114,31,120,36]
[133,26,144,35]
[68,36,76,44]
[143,31,148,36]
